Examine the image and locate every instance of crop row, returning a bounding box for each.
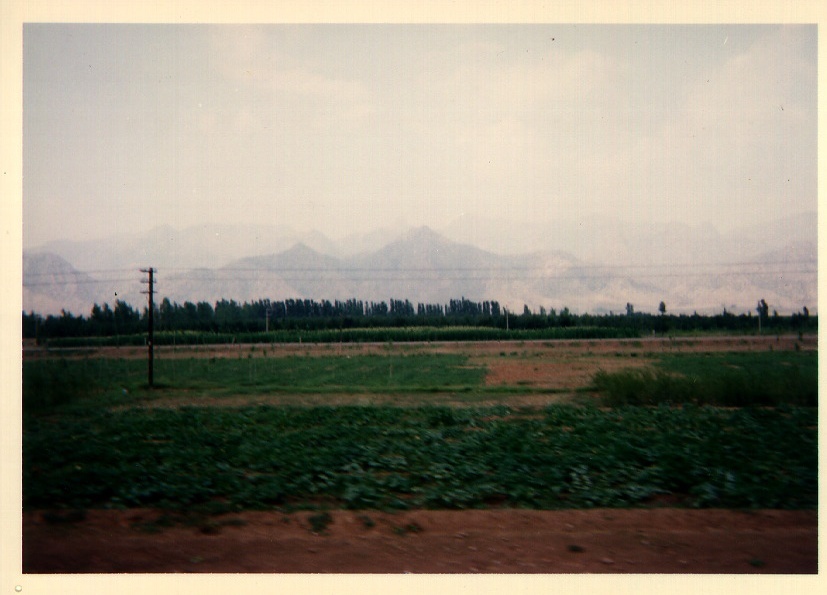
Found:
[43,325,639,348]
[24,404,817,511]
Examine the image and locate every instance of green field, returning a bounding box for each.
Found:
[23,353,490,410]
[23,346,818,513]
[594,351,818,407]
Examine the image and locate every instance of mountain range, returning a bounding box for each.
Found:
[22,214,817,317]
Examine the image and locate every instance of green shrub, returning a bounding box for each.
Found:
[593,352,817,407]
[592,369,690,406]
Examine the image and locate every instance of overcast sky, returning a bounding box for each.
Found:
[23,24,816,248]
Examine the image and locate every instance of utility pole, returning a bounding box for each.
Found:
[140,268,155,387]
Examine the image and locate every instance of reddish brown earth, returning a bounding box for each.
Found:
[24,508,817,574]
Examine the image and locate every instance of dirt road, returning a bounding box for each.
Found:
[24,508,817,574]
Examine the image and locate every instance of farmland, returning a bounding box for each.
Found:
[22,335,818,573]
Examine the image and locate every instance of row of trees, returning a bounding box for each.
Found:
[22,296,816,340]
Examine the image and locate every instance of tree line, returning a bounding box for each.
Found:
[21,296,816,341]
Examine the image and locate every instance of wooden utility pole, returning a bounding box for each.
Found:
[140,268,156,387]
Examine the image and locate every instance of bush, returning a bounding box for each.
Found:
[593,369,691,406]
[593,357,817,407]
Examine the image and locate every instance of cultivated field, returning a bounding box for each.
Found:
[22,335,818,573]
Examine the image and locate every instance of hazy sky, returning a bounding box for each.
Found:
[23,24,817,248]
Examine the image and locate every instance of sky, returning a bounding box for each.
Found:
[22,24,817,248]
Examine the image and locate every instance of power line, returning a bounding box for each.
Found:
[23,277,140,287]
[158,269,816,282]
[22,259,817,288]
[23,270,816,287]
[207,259,817,273]
[24,258,816,277]
[23,267,146,277]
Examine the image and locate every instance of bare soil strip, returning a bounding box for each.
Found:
[23,508,816,573]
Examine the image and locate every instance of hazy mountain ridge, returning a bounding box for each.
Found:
[23,216,817,317]
[23,252,106,316]
[27,222,414,270]
[438,211,817,266]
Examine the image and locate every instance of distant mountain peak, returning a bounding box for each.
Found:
[22,214,818,316]
[400,225,448,244]
[277,242,343,264]
[226,240,343,272]
[23,251,80,274]
[283,241,316,254]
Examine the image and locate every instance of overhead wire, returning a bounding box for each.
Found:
[22,259,817,288]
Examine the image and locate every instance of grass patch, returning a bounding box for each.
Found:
[23,358,103,411]
[156,352,488,394]
[23,354,488,410]
[593,351,817,407]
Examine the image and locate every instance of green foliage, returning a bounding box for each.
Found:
[23,357,158,412]
[24,297,818,345]
[23,404,817,512]
[137,354,475,396]
[21,354,488,411]
[593,369,680,406]
[22,358,101,411]
[22,349,818,513]
[593,352,817,407]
